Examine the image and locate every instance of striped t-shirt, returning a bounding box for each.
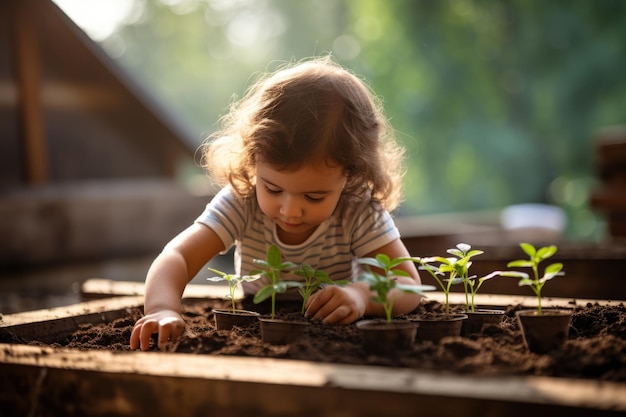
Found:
[195,186,400,299]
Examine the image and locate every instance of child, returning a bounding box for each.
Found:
[130,56,423,351]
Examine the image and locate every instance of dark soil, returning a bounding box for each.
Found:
[5,299,626,381]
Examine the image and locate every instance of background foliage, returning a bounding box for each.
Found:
[91,0,626,240]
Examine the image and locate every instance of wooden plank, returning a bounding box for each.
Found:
[81,278,239,302]
[0,296,144,327]
[437,292,621,309]
[79,278,623,309]
[0,296,144,343]
[14,1,48,184]
[0,180,209,266]
[0,343,624,417]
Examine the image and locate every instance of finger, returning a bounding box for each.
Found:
[130,315,151,350]
[307,296,330,320]
[158,317,184,350]
[335,308,360,325]
[129,324,142,350]
[305,295,317,312]
[311,293,341,321]
[139,320,159,351]
[322,305,353,325]
[305,290,329,317]
[157,329,170,350]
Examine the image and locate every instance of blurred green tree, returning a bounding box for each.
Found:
[346,0,626,240]
[100,0,626,240]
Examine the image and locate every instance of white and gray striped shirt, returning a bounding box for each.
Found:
[195,186,400,299]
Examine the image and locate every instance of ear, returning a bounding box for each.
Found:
[342,166,353,182]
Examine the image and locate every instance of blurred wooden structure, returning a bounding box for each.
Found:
[398,219,626,300]
[0,0,208,267]
[0,0,196,185]
[590,126,626,241]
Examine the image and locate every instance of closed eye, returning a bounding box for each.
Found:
[305,195,325,202]
[264,185,281,195]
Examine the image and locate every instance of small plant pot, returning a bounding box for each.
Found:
[516,309,573,354]
[259,318,310,345]
[462,309,505,336]
[356,319,419,354]
[213,309,259,330]
[413,314,467,344]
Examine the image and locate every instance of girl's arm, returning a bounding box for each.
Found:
[305,239,422,324]
[130,223,225,350]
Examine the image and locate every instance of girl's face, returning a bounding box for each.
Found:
[256,160,347,245]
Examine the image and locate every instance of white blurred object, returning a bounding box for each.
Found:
[500,204,566,233]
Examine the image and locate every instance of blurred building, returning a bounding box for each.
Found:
[0,0,208,269]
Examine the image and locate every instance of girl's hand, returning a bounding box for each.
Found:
[304,285,367,325]
[130,310,185,351]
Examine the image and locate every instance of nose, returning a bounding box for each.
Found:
[279,195,302,219]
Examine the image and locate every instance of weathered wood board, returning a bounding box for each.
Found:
[1,292,624,417]
[1,343,624,417]
[398,232,626,300]
[78,278,621,310]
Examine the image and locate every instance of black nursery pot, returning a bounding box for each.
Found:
[356,319,419,354]
[258,318,311,345]
[413,313,467,344]
[461,309,505,336]
[213,309,259,331]
[516,309,573,354]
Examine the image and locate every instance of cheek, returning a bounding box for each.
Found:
[255,189,273,216]
[311,200,339,221]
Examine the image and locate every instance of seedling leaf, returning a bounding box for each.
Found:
[520,242,536,257]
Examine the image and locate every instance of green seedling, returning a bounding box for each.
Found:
[506,242,564,315]
[358,254,435,322]
[206,267,260,312]
[250,244,302,318]
[294,263,349,314]
[422,243,528,313]
[411,244,473,315]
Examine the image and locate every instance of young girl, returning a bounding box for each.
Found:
[130,56,423,351]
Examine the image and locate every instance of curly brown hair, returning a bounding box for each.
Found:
[200,56,405,211]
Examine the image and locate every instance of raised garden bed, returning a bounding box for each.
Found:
[1,282,625,417]
[399,238,626,300]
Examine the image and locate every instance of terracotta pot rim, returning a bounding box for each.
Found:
[515,309,573,317]
[258,317,311,325]
[464,309,505,315]
[212,308,260,317]
[356,319,419,330]
[413,313,468,322]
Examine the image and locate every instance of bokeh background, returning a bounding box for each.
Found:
[2,0,625,313]
[55,0,626,241]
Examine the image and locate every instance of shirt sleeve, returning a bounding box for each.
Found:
[348,200,401,257]
[195,186,247,251]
